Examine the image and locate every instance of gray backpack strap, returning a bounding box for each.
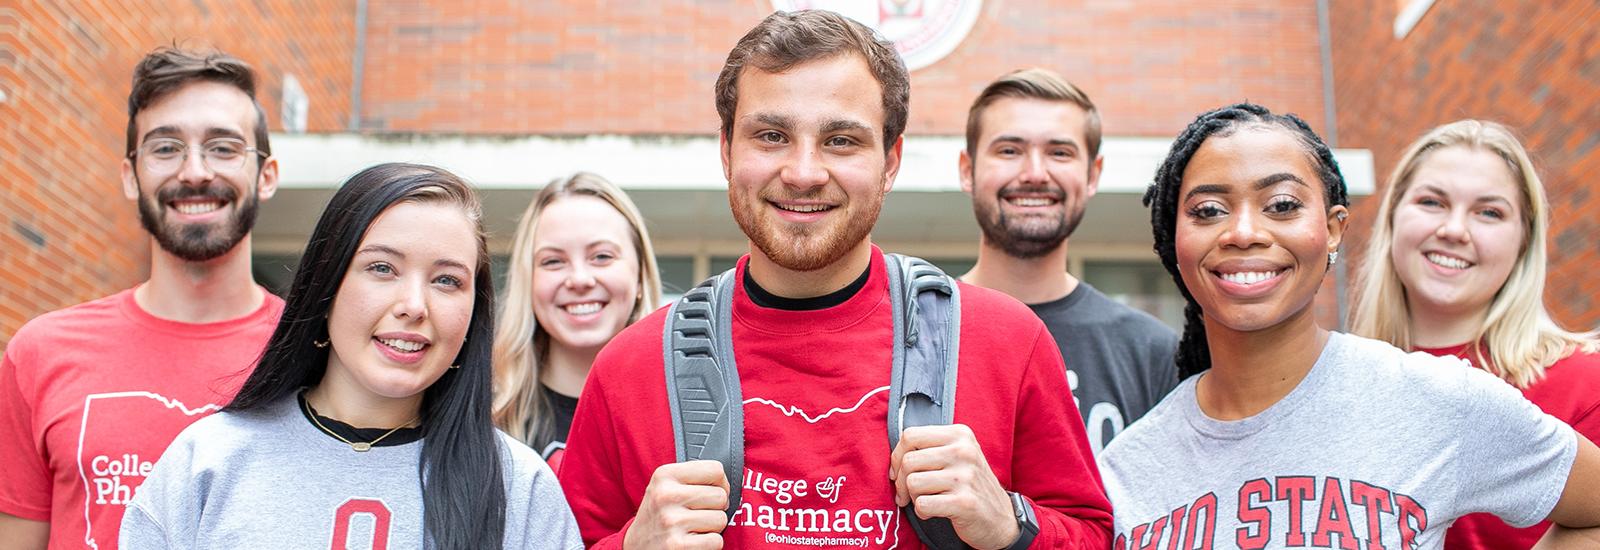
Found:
[885,254,968,549]
[663,269,744,515]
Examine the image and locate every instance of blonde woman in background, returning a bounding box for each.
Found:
[1351,119,1600,550]
[492,173,662,469]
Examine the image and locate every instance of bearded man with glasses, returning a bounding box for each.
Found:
[0,47,285,550]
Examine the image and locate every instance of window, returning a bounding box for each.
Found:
[657,255,699,301]
[1081,260,1184,331]
[253,254,299,298]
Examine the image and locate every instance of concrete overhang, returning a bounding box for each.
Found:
[257,133,1374,254]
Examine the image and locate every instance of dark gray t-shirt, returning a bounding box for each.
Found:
[1029,282,1178,455]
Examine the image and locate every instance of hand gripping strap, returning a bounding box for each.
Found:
[885,254,969,550]
[663,270,744,515]
[664,255,966,544]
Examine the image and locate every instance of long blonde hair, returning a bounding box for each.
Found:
[492,172,662,443]
[1350,120,1598,388]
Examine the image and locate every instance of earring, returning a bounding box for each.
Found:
[1327,251,1339,267]
[448,364,460,369]
[315,314,330,348]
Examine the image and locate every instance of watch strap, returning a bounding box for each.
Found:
[1005,491,1039,550]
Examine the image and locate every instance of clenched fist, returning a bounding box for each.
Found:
[890,424,1020,550]
[625,460,731,550]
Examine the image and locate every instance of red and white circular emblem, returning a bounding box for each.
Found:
[770,0,984,71]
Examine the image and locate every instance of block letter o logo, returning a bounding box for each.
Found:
[330,498,392,550]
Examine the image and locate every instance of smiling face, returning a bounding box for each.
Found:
[1389,146,1526,320]
[529,195,642,356]
[323,201,478,408]
[1174,126,1347,333]
[121,80,278,261]
[722,53,901,272]
[962,97,1101,258]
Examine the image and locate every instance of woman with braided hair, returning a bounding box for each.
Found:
[1097,103,1600,549]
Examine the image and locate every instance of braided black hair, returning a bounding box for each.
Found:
[1142,103,1350,379]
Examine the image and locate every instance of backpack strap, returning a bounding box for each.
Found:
[663,254,967,548]
[663,269,744,515]
[885,254,969,550]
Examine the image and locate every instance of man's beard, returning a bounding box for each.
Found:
[136,176,258,262]
[730,185,882,272]
[973,185,1082,260]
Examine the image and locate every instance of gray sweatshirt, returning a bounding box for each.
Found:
[120,396,582,549]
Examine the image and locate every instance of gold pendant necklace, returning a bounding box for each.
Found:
[302,396,418,452]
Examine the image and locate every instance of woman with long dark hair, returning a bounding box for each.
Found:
[120,163,581,549]
[1098,104,1599,548]
[1351,120,1600,549]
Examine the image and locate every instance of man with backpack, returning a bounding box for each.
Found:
[558,10,1112,549]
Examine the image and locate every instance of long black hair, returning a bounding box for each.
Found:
[1142,103,1349,379]
[227,162,505,549]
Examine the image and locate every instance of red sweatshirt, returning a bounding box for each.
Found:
[1418,344,1600,550]
[559,251,1112,548]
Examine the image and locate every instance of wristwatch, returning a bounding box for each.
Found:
[1005,491,1039,549]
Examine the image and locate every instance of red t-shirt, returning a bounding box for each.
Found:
[1416,343,1600,550]
[559,251,1113,548]
[0,287,283,550]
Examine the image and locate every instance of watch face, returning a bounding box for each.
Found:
[1011,492,1034,523]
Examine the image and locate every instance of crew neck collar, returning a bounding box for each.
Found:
[1027,280,1092,309]
[1182,331,1348,440]
[743,262,871,311]
[117,285,282,338]
[732,247,889,335]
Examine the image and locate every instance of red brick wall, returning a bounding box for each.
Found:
[3,1,1341,348]
[1331,0,1600,330]
[360,0,1331,137]
[0,1,354,349]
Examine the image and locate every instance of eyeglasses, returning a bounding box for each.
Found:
[128,137,267,174]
